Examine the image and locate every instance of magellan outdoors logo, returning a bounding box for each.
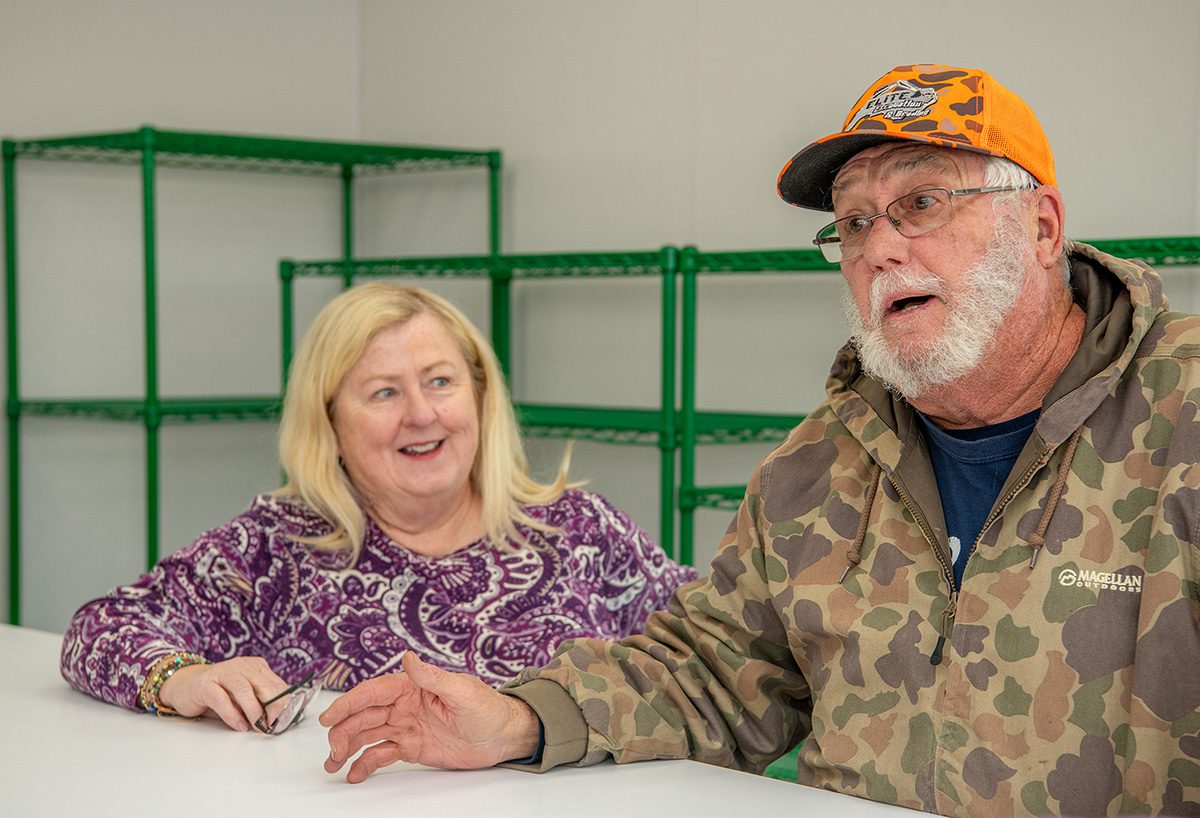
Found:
[1058,567,1143,593]
[845,80,938,131]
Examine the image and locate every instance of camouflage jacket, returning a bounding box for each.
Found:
[505,242,1200,817]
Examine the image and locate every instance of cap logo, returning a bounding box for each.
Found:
[845,80,938,132]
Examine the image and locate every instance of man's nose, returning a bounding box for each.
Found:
[857,213,909,270]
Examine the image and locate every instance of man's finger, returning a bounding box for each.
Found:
[326,706,393,762]
[338,723,411,765]
[319,674,410,726]
[329,715,393,764]
[402,651,467,696]
[346,742,404,785]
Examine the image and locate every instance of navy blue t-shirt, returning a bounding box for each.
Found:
[914,409,1039,587]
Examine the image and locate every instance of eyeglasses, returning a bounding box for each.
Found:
[813,186,1022,264]
[255,670,324,735]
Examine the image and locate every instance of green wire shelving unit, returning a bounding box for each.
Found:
[3,126,500,625]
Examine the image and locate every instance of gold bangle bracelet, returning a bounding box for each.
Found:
[137,652,209,717]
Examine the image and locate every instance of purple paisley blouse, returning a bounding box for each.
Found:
[60,489,697,709]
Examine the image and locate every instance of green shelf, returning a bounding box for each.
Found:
[680,484,747,512]
[693,410,806,444]
[1084,237,1200,267]
[517,403,664,446]
[19,398,666,443]
[9,127,495,176]
[20,397,281,423]
[286,250,665,281]
[692,247,838,274]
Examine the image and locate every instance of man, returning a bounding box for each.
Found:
[320,65,1200,817]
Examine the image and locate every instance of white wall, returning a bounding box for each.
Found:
[0,0,361,629]
[3,0,1199,629]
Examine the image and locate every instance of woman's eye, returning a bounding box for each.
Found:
[372,387,396,399]
[430,376,451,388]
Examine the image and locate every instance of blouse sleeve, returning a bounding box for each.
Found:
[577,491,700,639]
[59,507,291,711]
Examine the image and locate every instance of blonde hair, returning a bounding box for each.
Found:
[275,282,573,561]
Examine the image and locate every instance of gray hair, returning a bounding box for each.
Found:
[982,156,1070,283]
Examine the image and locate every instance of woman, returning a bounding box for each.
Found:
[61,283,697,732]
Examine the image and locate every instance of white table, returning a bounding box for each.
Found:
[0,624,913,817]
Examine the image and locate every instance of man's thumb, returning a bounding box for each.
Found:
[403,652,457,692]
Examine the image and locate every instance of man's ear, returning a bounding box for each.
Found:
[1033,185,1066,269]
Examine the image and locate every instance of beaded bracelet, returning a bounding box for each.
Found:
[137,652,209,717]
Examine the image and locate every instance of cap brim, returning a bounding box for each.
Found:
[777,131,993,211]
[777,133,911,211]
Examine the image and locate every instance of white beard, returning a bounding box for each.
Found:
[841,213,1032,399]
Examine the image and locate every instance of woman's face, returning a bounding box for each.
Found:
[331,313,481,523]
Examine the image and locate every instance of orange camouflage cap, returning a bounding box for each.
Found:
[777,64,1055,211]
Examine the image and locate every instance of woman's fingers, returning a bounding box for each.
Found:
[248,669,295,731]
[158,657,293,732]
[218,672,272,731]
[199,683,252,732]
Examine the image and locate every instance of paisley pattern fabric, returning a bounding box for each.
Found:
[60,489,697,710]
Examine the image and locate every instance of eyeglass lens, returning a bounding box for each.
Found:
[255,670,322,735]
[815,189,953,264]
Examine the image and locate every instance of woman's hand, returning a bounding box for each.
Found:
[321,652,541,783]
[157,656,291,731]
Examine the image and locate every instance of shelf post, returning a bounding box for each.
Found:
[279,259,295,389]
[140,127,161,567]
[486,152,510,378]
[679,246,698,566]
[340,164,354,288]
[487,151,501,257]
[658,246,678,561]
[4,139,20,624]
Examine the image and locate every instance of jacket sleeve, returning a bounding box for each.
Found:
[59,513,279,711]
[505,466,812,773]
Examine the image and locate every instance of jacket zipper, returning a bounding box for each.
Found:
[888,446,1053,665]
[886,474,957,664]
[929,590,957,665]
[967,447,1053,562]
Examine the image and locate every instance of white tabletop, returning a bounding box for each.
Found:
[0,624,913,817]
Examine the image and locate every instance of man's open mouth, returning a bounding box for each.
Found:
[887,294,935,314]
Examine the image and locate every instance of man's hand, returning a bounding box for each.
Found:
[157,656,291,731]
[320,652,541,784]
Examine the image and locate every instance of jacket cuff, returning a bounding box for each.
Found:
[499,678,588,772]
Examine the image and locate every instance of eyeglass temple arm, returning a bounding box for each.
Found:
[260,669,316,707]
[953,185,1025,195]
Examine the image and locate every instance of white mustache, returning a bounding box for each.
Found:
[867,268,947,324]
